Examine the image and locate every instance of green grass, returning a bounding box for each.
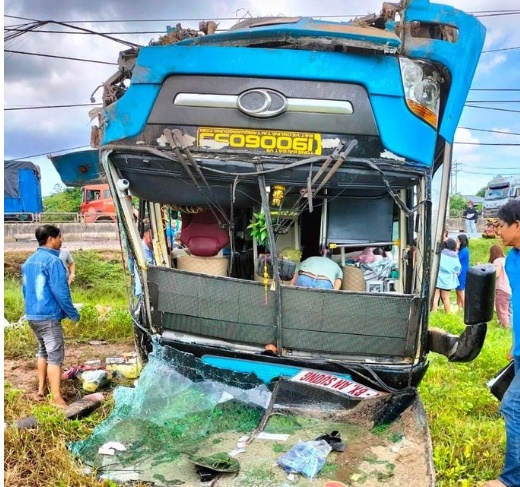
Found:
[468,235,502,265]
[4,250,133,359]
[419,236,511,485]
[420,313,508,485]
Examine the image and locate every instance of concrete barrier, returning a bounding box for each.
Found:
[446,218,485,234]
[4,222,119,242]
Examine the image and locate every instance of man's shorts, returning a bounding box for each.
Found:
[295,274,333,289]
[28,319,65,365]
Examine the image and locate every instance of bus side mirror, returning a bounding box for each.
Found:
[464,264,496,325]
[428,264,495,362]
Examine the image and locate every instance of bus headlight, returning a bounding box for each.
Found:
[399,58,441,128]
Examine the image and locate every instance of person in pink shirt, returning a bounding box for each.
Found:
[488,244,512,327]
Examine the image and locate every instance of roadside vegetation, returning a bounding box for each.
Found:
[4,238,509,486]
[4,250,133,358]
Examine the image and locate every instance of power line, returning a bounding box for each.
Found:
[459,127,520,136]
[470,89,520,91]
[462,170,520,175]
[468,9,520,12]
[4,19,140,48]
[5,145,92,162]
[482,46,520,53]
[5,103,102,111]
[463,166,520,170]
[466,100,520,103]
[5,27,168,36]
[454,142,520,146]
[473,11,520,17]
[460,127,520,136]
[4,49,117,65]
[464,104,520,113]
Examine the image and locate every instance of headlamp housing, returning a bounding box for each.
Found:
[399,58,442,128]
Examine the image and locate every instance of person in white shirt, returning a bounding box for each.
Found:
[59,248,76,285]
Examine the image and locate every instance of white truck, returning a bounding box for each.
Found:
[482,175,520,218]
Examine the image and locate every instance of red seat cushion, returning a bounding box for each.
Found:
[181,211,230,257]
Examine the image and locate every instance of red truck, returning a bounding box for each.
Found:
[80,184,116,223]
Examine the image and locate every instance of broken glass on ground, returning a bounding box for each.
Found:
[70,342,434,486]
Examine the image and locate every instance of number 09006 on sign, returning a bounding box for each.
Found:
[197,127,323,155]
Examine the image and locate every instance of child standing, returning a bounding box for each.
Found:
[488,244,511,327]
[433,238,461,313]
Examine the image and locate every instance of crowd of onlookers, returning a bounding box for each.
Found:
[433,228,511,327]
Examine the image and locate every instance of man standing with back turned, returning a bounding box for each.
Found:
[21,225,80,407]
[486,199,520,487]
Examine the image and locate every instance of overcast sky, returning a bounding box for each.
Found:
[4,0,520,196]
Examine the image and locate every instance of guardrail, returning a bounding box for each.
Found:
[4,221,119,242]
[3,212,117,224]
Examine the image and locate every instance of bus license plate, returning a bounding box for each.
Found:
[197,127,323,155]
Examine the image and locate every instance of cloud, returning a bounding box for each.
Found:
[476,52,507,74]
[453,127,482,158]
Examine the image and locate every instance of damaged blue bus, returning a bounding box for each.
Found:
[54,1,496,483]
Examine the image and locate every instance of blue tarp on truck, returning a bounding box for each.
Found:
[4,160,43,220]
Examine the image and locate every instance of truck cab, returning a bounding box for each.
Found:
[80,184,116,223]
[483,175,520,218]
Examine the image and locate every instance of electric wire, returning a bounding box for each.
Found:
[455,142,520,146]
[5,27,169,36]
[459,127,520,136]
[462,166,520,170]
[4,19,140,48]
[5,104,102,111]
[4,49,118,65]
[482,46,520,53]
[5,145,91,162]
[466,100,520,103]
[470,88,520,91]
[465,104,520,113]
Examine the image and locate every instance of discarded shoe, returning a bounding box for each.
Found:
[190,452,240,473]
[315,430,345,452]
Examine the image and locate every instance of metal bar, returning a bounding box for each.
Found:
[257,170,283,356]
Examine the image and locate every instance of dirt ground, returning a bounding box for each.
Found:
[4,338,136,403]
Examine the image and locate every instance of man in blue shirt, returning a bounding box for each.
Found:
[142,223,156,265]
[488,200,520,487]
[21,225,80,407]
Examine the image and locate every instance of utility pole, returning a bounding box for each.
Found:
[451,159,462,194]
